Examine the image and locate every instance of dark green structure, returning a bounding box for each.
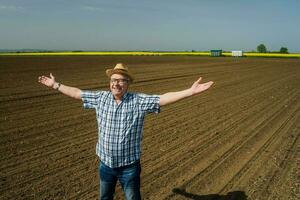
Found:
[210,50,222,57]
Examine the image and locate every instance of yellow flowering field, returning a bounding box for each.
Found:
[0,51,299,58]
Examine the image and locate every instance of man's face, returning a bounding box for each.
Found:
[110,73,129,99]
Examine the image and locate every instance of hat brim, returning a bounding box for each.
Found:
[106,69,134,82]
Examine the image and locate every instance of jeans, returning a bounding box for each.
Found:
[99,161,141,200]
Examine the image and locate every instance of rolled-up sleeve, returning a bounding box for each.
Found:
[137,93,160,114]
[81,90,104,109]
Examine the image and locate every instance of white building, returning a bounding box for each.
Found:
[232,50,243,57]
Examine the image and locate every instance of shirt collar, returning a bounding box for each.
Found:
[121,92,129,101]
[110,91,129,102]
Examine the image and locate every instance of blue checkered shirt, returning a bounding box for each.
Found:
[81,91,160,168]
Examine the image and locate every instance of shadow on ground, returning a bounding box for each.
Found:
[172,188,248,200]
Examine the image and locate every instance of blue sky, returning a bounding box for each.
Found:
[0,0,299,52]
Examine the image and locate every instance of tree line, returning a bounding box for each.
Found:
[257,44,288,54]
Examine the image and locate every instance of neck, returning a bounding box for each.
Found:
[113,93,124,101]
[114,95,122,100]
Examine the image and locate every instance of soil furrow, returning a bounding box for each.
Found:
[1,56,299,199]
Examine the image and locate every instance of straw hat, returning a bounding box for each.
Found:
[106,63,134,82]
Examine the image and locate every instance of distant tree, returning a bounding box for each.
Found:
[257,44,267,53]
[279,47,288,54]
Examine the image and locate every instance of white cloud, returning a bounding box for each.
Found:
[81,6,102,12]
[0,5,24,12]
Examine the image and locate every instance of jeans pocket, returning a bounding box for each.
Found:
[100,162,115,181]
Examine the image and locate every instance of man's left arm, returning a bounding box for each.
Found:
[159,77,214,106]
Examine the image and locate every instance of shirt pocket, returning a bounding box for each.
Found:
[122,107,140,132]
[124,109,134,125]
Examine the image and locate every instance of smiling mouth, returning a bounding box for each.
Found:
[113,87,122,91]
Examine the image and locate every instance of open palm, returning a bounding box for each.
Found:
[38,73,56,88]
[191,77,214,95]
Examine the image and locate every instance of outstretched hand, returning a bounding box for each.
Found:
[38,73,56,88]
[190,77,214,95]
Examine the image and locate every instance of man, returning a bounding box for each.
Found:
[38,63,214,200]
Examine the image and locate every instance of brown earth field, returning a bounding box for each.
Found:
[0,56,299,200]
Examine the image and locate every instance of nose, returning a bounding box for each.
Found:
[112,81,120,86]
[111,81,122,88]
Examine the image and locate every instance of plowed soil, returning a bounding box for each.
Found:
[1,56,299,200]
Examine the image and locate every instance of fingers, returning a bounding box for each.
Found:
[204,81,214,90]
[206,81,214,85]
[196,77,214,86]
[38,75,47,83]
[38,76,43,82]
[204,81,214,87]
[38,73,54,83]
[196,77,202,83]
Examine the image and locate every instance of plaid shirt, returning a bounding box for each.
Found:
[81,90,160,168]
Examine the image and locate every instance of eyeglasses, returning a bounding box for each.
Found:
[110,78,129,85]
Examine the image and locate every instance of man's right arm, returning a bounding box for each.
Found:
[38,73,82,100]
